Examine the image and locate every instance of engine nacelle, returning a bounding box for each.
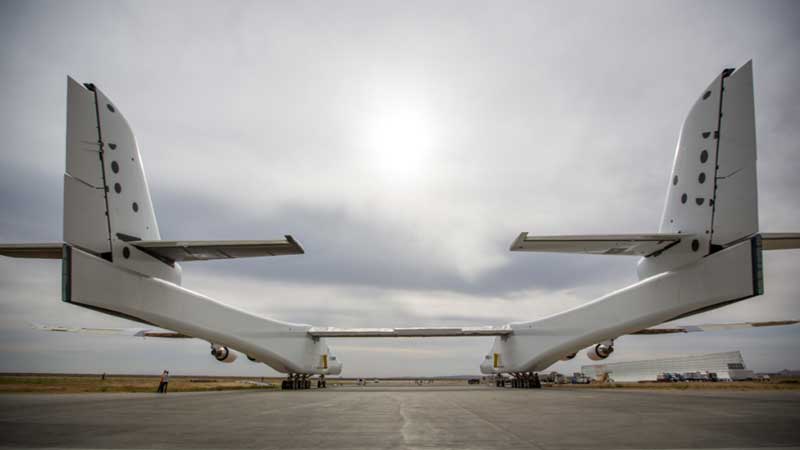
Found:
[210,344,237,363]
[586,343,614,361]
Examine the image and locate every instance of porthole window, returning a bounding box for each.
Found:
[123,247,130,258]
[109,143,117,150]
[691,239,700,252]
[681,193,687,204]
[698,172,706,184]
[696,197,705,205]
[107,104,115,113]
[132,202,139,212]
[111,161,119,173]
[673,175,678,186]
[114,183,122,194]
[700,150,709,163]
[702,90,711,100]
[702,132,711,139]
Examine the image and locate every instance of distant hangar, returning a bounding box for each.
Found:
[582,351,754,382]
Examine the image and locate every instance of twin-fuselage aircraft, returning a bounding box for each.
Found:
[1,61,798,389]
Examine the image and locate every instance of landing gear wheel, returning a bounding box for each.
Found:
[532,372,541,389]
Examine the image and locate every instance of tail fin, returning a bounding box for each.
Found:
[64,77,178,283]
[656,61,757,268]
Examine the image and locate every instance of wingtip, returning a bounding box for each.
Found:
[285,235,305,254]
[509,232,528,251]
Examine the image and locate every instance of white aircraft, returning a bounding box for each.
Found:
[1,61,798,389]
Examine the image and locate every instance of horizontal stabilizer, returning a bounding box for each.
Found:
[510,233,685,256]
[0,243,62,259]
[128,235,304,262]
[631,320,799,335]
[308,326,513,338]
[762,233,800,251]
[32,324,191,338]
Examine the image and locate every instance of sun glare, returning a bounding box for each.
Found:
[363,106,436,184]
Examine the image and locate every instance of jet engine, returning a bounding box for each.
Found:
[586,343,614,361]
[210,344,237,363]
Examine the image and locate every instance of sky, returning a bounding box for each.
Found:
[0,0,798,378]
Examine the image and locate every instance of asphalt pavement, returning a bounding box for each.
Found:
[1,385,799,449]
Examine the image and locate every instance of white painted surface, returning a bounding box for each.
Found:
[712,61,759,246]
[481,239,757,374]
[65,77,102,188]
[650,72,723,273]
[93,88,181,284]
[69,247,341,375]
[63,174,109,255]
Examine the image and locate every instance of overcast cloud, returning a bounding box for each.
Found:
[1,0,798,377]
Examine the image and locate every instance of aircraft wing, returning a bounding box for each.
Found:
[128,235,304,262]
[32,324,191,338]
[308,326,513,337]
[761,233,800,250]
[0,236,306,262]
[0,243,62,259]
[34,318,798,340]
[630,320,799,335]
[509,233,685,256]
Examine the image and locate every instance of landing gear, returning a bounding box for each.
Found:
[499,372,541,389]
[281,374,326,390]
[281,374,306,390]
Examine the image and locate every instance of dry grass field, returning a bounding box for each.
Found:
[0,374,281,394]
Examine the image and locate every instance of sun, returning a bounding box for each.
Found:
[363,106,436,184]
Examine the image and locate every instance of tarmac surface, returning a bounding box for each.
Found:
[1,385,799,450]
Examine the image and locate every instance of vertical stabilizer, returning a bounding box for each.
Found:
[63,77,179,283]
[653,61,759,273]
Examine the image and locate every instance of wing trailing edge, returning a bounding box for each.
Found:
[32,324,191,338]
[509,233,685,256]
[308,326,513,338]
[761,233,800,251]
[632,319,799,335]
[122,235,304,262]
[0,243,63,259]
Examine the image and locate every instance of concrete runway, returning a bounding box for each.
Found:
[1,386,799,450]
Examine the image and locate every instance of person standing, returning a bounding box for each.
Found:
[157,370,170,394]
